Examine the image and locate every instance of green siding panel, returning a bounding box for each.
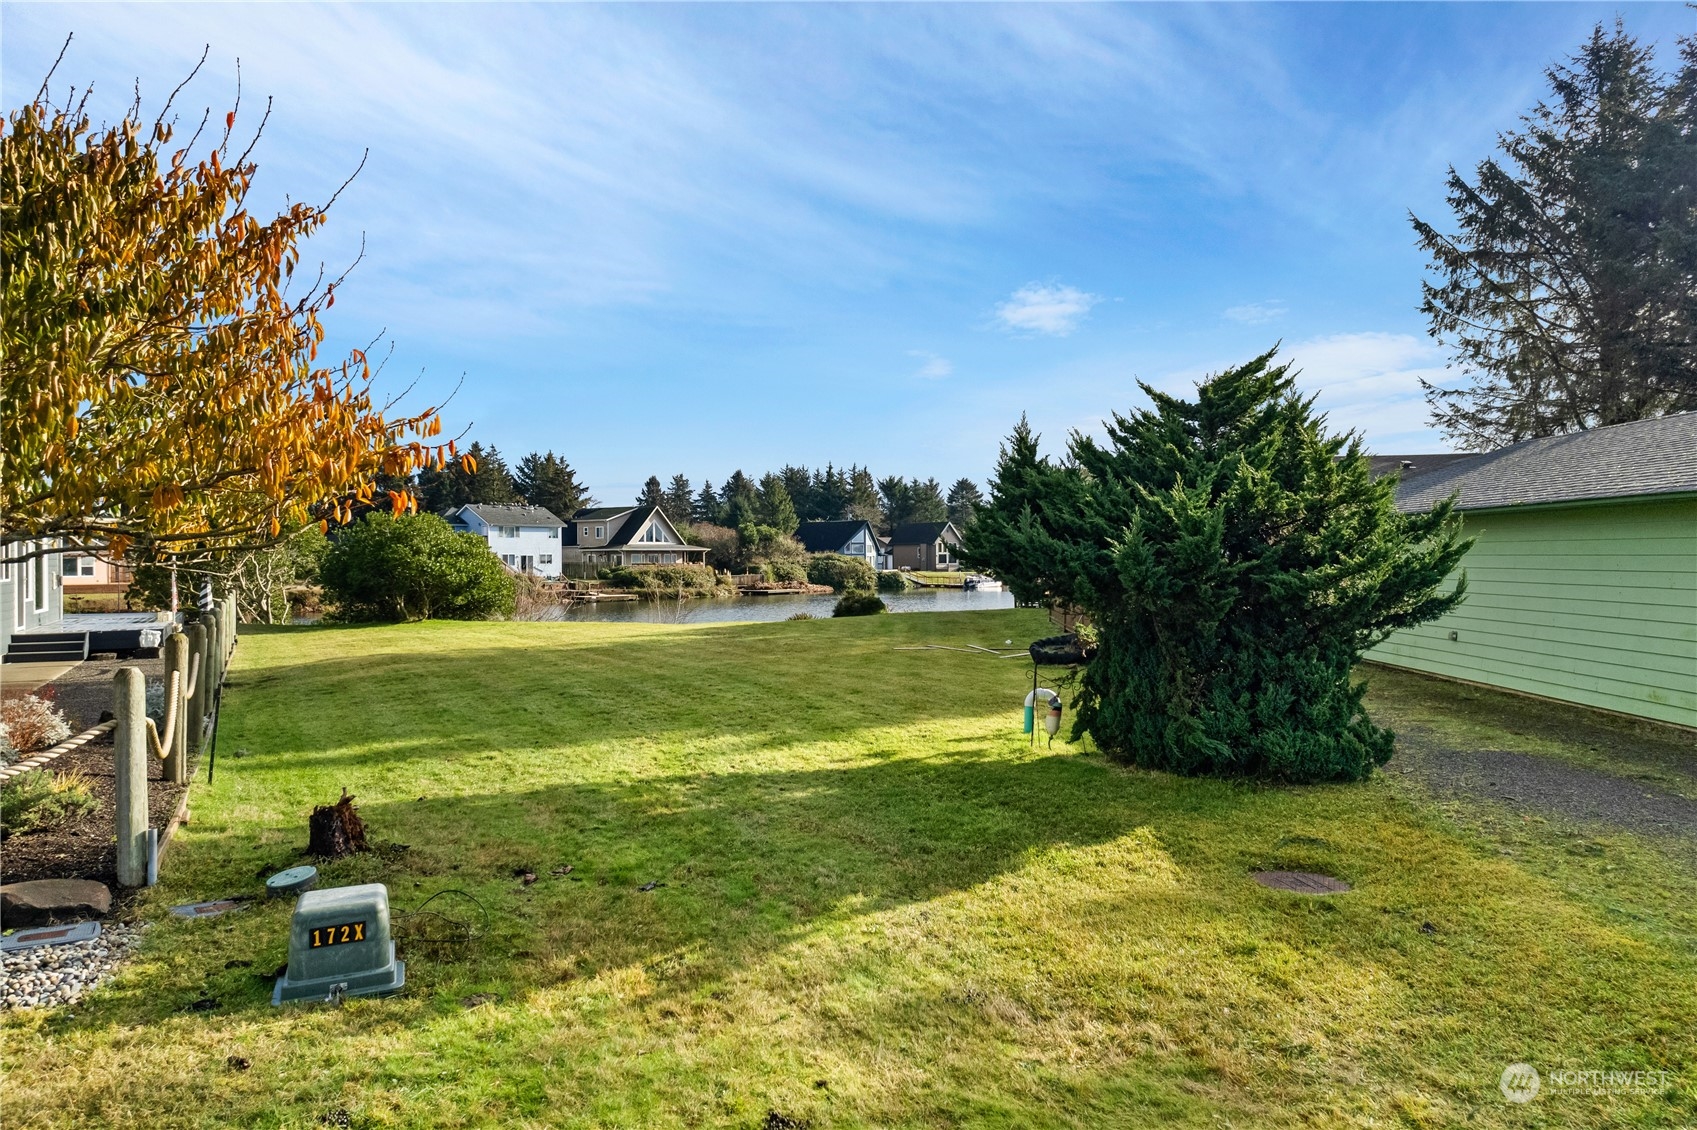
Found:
[1373,497,1697,727]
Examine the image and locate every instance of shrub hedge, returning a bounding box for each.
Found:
[601,564,721,593]
[807,554,877,592]
[320,513,516,622]
[876,570,914,593]
[833,591,888,617]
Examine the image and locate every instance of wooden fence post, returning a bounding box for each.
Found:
[225,595,238,654]
[162,632,190,785]
[113,666,149,889]
[205,609,223,700]
[185,622,208,752]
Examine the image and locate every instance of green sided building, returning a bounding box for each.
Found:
[1372,413,1696,730]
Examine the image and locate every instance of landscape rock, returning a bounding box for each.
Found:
[0,921,148,1011]
[0,879,113,927]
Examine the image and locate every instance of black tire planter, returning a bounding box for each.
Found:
[1028,633,1093,666]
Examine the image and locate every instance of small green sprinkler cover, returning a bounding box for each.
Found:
[266,865,319,897]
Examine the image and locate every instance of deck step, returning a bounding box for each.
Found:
[4,633,89,664]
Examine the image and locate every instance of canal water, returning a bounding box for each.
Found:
[536,587,1017,624]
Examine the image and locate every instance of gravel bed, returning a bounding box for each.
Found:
[1389,740,1697,839]
[0,922,150,1012]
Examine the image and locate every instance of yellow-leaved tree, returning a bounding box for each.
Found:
[1,54,459,567]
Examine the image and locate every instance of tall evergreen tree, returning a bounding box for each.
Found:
[946,477,984,527]
[779,465,815,521]
[811,464,852,522]
[663,475,694,524]
[636,475,666,511]
[908,477,949,524]
[466,444,520,504]
[1412,22,1697,448]
[755,473,800,535]
[693,480,722,525]
[960,352,1472,783]
[514,451,592,520]
[877,475,914,533]
[417,441,518,512]
[847,466,881,526]
[721,471,758,530]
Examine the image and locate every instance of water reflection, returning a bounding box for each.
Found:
[527,587,1017,624]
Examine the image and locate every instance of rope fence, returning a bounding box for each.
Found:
[0,719,117,782]
[0,593,239,889]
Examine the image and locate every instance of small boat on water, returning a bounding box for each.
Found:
[963,575,1003,592]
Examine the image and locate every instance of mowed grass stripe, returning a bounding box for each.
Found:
[2,610,1692,1128]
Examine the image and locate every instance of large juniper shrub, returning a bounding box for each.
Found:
[876,570,914,593]
[961,349,1471,782]
[807,553,877,593]
[320,512,516,622]
[833,591,887,617]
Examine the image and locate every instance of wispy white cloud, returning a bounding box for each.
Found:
[1279,332,1447,450]
[1138,332,1449,453]
[909,351,954,380]
[1223,300,1287,325]
[994,283,1100,337]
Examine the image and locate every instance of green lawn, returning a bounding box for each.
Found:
[4,611,1694,1128]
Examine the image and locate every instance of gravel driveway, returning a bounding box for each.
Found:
[1386,734,1697,840]
[1364,666,1697,844]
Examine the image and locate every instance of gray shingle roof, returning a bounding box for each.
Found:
[455,503,566,527]
[604,505,662,547]
[571,506,636,521]
[794,520,876,554]
[1366,453,1479,481]
[1394,412,1697,513]
[887,521,957,545]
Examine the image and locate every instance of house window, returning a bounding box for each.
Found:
[501,554,515,566]
[595,526,605,539]
[936,542,951,565]
[539,554,553,565]
[643,522,667,543]
[581,525,591,538]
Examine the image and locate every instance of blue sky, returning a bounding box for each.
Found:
[5,3,1694,503]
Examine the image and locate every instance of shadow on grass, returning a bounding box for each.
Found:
[70,745,1250,1035]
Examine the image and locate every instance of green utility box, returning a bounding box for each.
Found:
[272,883,405,1006]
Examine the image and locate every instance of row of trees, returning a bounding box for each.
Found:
[635,467,984,535]
[401,444,989,539]
[414,443,596,519]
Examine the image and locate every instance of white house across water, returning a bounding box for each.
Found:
[446,504,568,578]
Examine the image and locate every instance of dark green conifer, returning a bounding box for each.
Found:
[962,350,1472,782]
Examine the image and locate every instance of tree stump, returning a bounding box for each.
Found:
[307,789,368,858]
